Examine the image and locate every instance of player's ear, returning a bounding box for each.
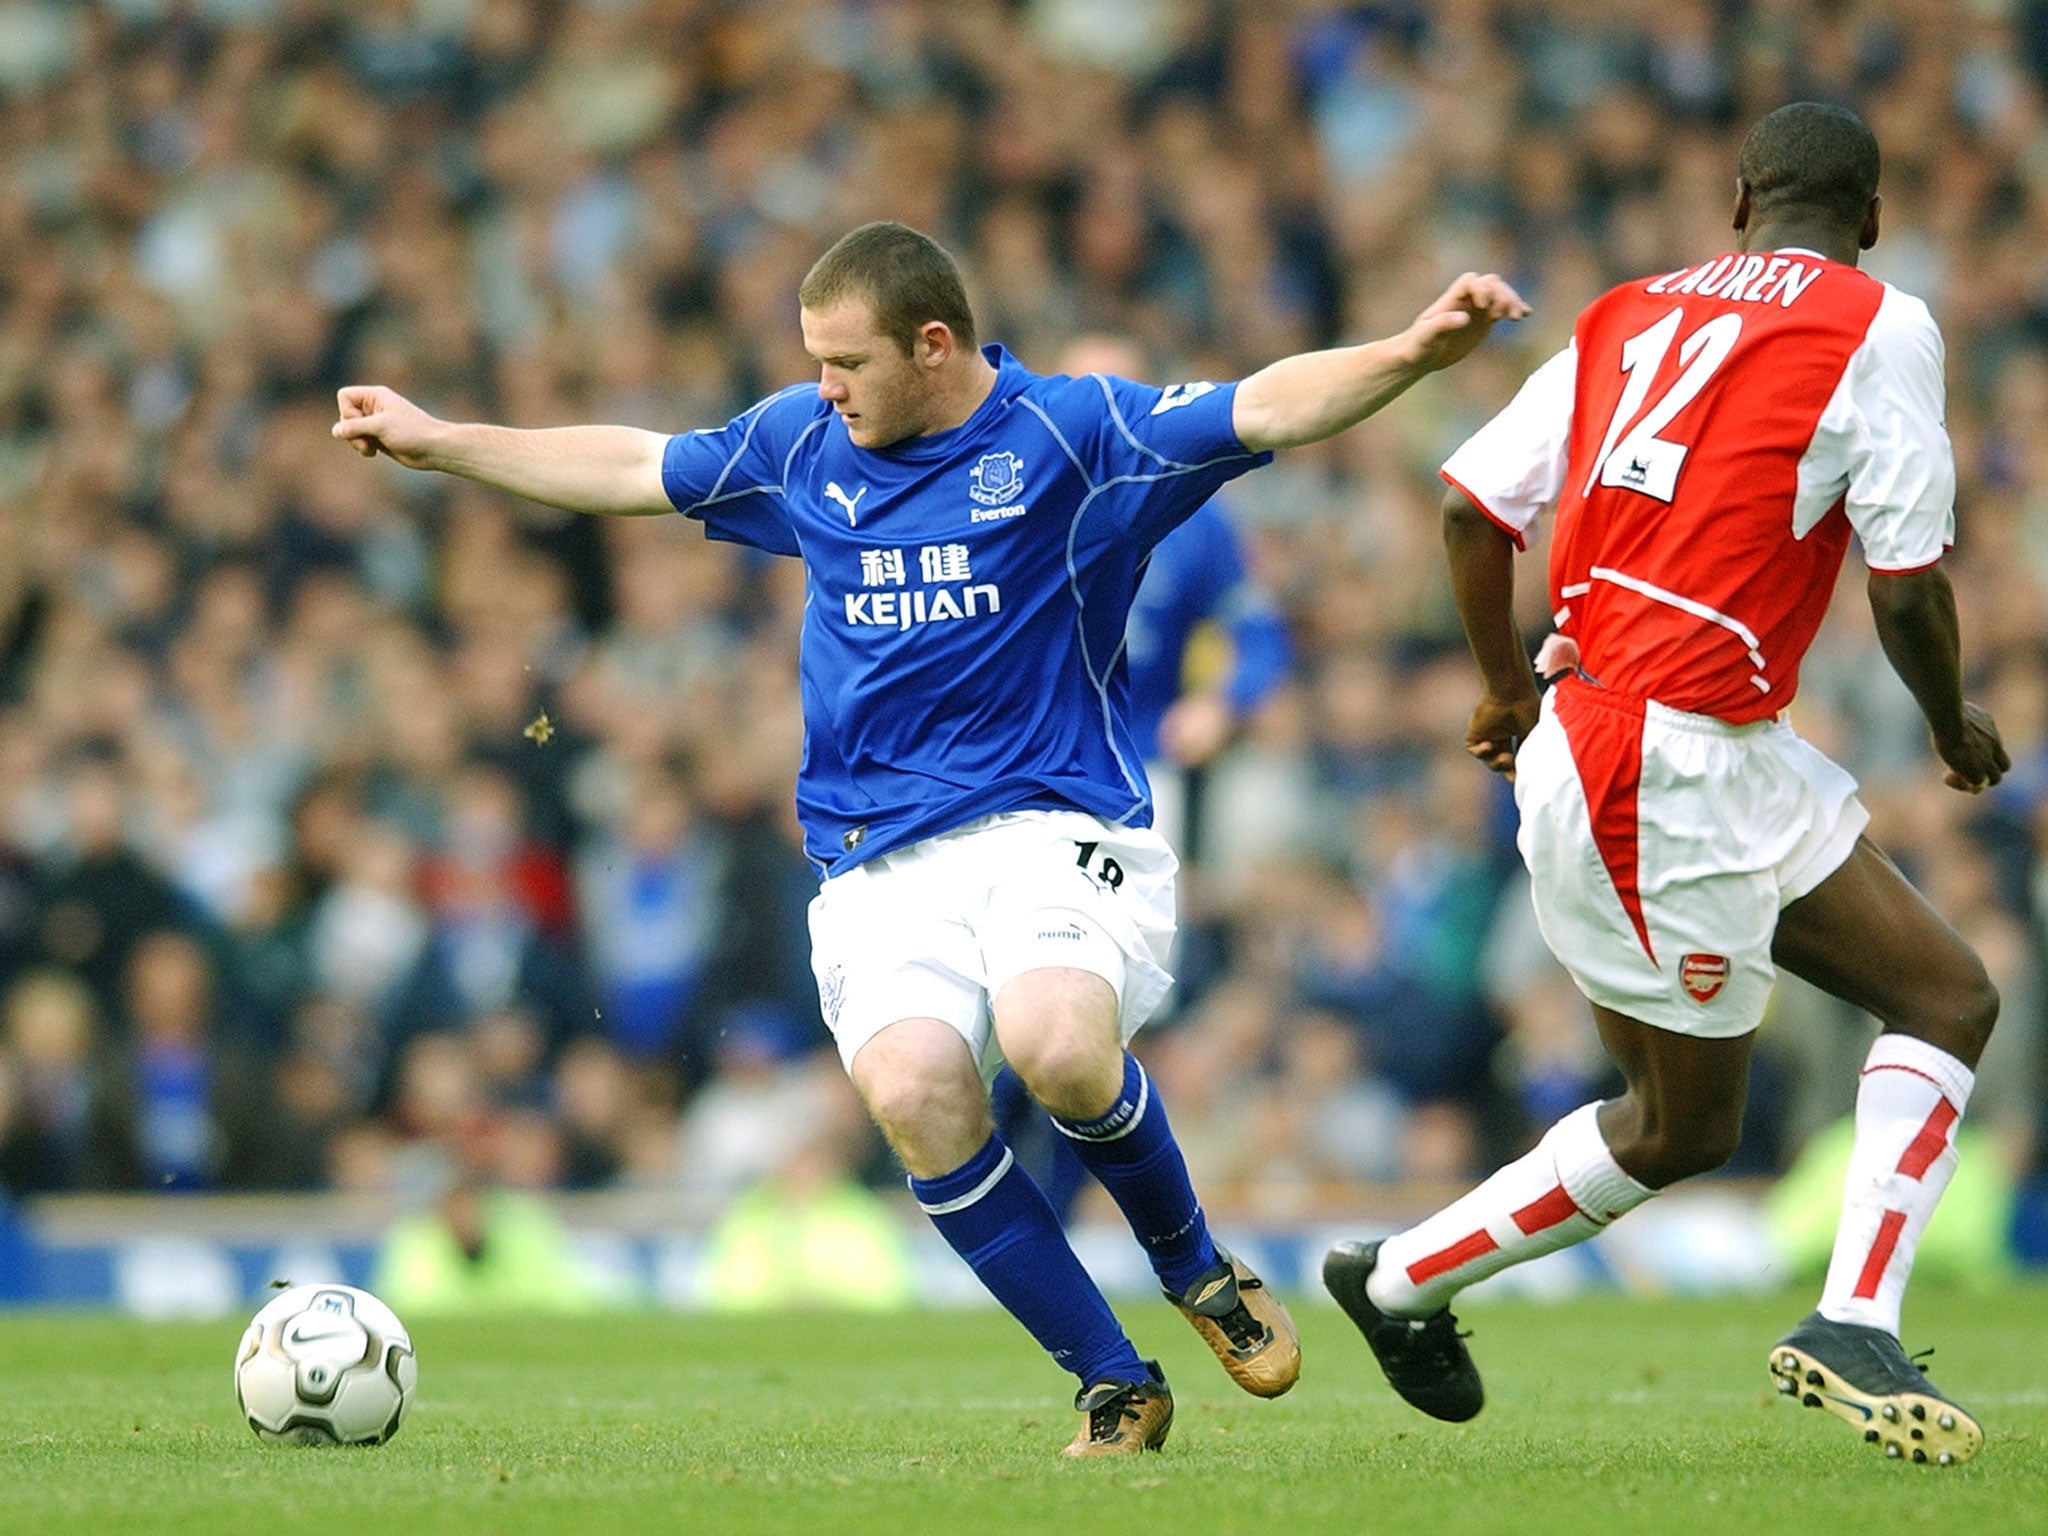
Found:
[914,320,954,369]
[1731,179,1752,243]
[1859,194,1881,251]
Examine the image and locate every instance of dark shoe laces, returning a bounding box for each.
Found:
[1212,1274,1271,1351]
[1082,1383,1146,1441]
[1397,1310,1473,1369]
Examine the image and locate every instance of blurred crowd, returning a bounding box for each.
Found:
[0,0,2044,1249]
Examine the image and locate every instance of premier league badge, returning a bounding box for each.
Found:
[968,450,1026,506]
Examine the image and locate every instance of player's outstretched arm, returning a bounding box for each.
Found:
[1868,566,2009,793]
[1231,274,1529,453]
[1444,487,1541,779]
[332,385,673,517]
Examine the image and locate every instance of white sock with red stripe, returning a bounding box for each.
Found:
[1817,1032,1974,1337]
[1366,1102,1654,1316]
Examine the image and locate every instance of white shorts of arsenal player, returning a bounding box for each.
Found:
[1514,673,1868,1037]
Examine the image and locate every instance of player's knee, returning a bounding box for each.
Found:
[859,1069,946,1141]
[1901,956,1999,1067]
[1952,965,2000,1059]
[994,971,1124,1118]
[850,1040,987,1168]
[1007,1031,1121,1121]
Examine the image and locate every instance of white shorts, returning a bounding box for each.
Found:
[1514,677,1868,1038]
[806,810,1179,1081]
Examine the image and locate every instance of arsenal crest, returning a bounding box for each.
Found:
[968,450,1025,506]
[1680,952,1728,1003]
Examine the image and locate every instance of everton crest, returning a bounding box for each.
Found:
[968,450,1026,506]
[820,962,847,1029]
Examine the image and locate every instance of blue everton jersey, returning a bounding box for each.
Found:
[660,345,1271,875]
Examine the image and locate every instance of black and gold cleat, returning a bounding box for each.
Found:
[1062,1362,1174,1458]
[1169,1246,1301,1398]
[1768,1311,1982,1466]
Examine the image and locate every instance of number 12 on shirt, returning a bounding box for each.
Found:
[1586,310,1744,504]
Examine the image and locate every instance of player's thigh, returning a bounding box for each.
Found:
[990,965,1120,1050]
[978,811,1180,1050]
[808,856,995,1081]
[1771,834,1997,1061]
[1515,706,1776,1037]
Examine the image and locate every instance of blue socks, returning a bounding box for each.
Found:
[1054,1054,1218,1295]
[910,1135,1146,1388]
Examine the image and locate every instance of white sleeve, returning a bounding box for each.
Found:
[1841,286,1955,572]
[1439,343,1576,548]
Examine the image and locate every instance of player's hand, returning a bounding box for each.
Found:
[1159,694,1236,767]
[1466,692,1541,781]
[332,385,445,470]
[1402,273,1531,374]
[1933,702,2009,794]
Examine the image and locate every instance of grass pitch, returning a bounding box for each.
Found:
[1,1286,2044,1536]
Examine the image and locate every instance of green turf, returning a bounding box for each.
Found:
[1,1286,2043,1536]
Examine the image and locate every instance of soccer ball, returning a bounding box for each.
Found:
[234,1283,417,1445]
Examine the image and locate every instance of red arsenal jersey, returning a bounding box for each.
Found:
[1441,250,1955,724]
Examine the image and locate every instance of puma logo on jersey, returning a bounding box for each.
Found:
[824,482,868,524]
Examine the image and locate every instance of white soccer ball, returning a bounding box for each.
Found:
[233,1283,417,1446]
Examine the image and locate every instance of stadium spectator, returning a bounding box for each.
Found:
[233,994,384,1192]
[0,969,112,1193]
[372,1159,615,1317]
[104,928,254,1191]
[302,817,435,1039]
[673,1005,850,1207]
[34,743,202,1018]
[399,772,590,1047]
[1051,333,1293,850]
[573,753,724,1066]
[699,1110,915,1313]
[552,1032,677,1191]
